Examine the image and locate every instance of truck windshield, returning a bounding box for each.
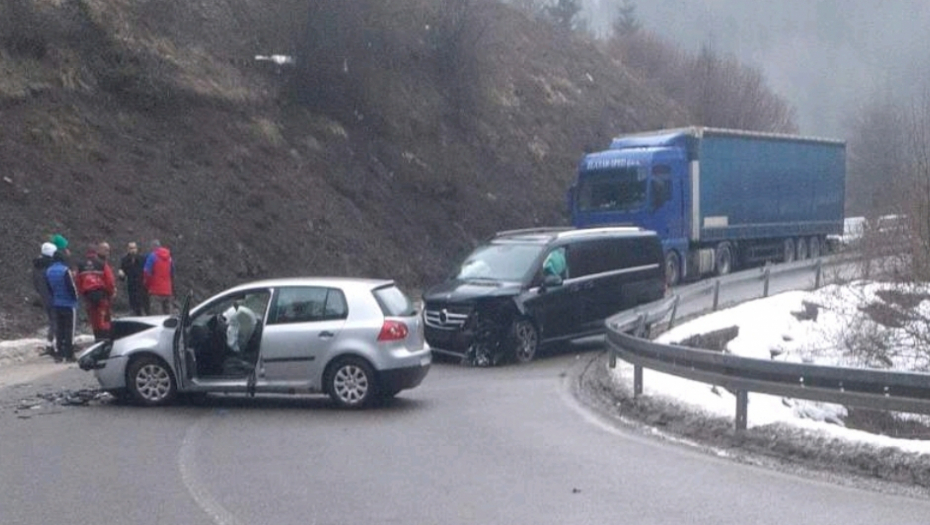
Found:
[576,167,646,212]
[455,243,545,282]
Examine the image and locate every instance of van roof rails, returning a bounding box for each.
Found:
[492,227,575,238]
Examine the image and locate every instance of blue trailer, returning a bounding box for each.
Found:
[568,127,845,286]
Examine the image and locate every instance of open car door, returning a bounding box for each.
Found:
[172,291,194,389]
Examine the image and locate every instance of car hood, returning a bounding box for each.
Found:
[423,279,523,303]
[111,315,171,340]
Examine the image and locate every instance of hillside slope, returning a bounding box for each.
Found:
[0,0,686,337]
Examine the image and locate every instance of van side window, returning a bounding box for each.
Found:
[567,238,660,278]
[542,247,568,279]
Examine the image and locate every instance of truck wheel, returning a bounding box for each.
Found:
[808,236,821,258]
[796,237,809,260]
[783,238,795,262]
[715,243,733,276]
[664,251,681,287]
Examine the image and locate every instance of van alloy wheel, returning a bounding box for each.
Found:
[511,319,539,364]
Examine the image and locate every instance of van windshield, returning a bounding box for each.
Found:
[455,243,545,282]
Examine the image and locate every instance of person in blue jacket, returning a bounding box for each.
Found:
[46,250,79,362]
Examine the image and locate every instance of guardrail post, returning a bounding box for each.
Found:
[608,348,616,369]
[669,295,681,329]
[635,314,648,338]
[814,259,823,289]
[634,365,643,396]
[712,280,721,311]
[735,390,748,431]
[763,264,771,297]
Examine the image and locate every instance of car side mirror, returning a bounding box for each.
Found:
[543,274,563,288]
[163,318,179,328]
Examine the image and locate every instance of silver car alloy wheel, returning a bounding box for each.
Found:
[134,363,173,403]
[333,364,370,405]
[513,319,538,363]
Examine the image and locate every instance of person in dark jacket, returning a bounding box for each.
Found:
[144,239,175,315]
[46,250,78,362]
[75,242,117,341]
[32,242,58,354]
[119,241,149,316]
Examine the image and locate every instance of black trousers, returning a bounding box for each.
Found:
[53,307,76,360]
[127,284,150,316]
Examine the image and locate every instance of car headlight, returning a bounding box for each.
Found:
[78,340,113,370]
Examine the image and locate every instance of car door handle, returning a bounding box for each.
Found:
[319,331,335,338]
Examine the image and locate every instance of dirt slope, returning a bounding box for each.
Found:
[0,0,686,338]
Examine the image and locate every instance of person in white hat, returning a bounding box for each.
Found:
[32,242,58,355]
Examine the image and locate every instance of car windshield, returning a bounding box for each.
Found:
[455,242,545,282]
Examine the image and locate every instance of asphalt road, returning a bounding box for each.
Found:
[2,349,930,525]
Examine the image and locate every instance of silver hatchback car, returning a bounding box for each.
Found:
[78,278,431,408]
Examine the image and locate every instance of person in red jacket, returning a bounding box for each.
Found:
[75,242,117,341]
[144,239,175,315]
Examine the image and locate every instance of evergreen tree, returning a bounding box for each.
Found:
[613,0,641,37]
[546,0,581,31]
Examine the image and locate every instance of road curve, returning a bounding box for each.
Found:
[2,351,929,525]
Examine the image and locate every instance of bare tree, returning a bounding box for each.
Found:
[846,94,907,217]
[606,35,797,133]
[902,90,930,281]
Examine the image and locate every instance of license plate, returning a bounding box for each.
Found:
[420,355,431,366]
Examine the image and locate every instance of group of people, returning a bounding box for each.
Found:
[31,234,175,363]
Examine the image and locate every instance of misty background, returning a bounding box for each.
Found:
[584,0,930,138]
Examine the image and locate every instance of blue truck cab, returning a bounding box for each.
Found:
[569,127,845,286]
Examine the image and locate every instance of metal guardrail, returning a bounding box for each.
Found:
[605,252,930,430]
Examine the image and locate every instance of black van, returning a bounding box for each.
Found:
[422,226,665,365]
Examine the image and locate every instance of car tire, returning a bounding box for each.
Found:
[715,243,734,276]
[510,318,539,364]
[126,356,177,407]
[326,357,378,409]
[664,251,681,287]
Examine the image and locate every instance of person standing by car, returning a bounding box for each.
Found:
[45,249,78,362]
[119,241,149,316]
[75,242,117,341]
[32,242,58,355]
[144,239,175,315]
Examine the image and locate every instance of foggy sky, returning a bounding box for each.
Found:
[584,0,930,138]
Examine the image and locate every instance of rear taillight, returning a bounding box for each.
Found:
[377,320,409,341]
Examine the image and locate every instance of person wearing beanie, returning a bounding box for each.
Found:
[32,242,58,354]
[49,233,72,267]
[45,250,78,362]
